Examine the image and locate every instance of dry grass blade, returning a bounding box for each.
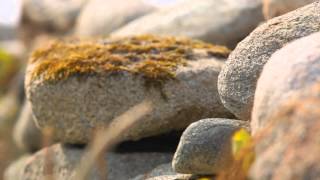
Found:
[73,100,153,180]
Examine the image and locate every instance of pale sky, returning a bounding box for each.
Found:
[0,0,183,27]
[0,0,22,26]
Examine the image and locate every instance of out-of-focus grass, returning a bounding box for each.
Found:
[0,48,20,96]
[0,93,22,179]
[217,129,255,180]
[0,48,23,179]
[73,100,153,180]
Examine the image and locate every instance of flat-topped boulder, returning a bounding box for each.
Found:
[25,35,233,144]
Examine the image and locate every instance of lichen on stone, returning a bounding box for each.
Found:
[29,35,230,83]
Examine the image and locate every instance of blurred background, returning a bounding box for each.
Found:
[0,0,194,177]
[0,0,275,178]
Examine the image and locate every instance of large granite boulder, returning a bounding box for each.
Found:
[252,32,320,133]
[25,35,233,144]
[250,85,320,180]
[250,32,320,180]
[218,1,320,120]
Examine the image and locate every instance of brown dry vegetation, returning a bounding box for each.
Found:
[29,35,230,84]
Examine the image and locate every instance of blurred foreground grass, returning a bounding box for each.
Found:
[0,48,22,179]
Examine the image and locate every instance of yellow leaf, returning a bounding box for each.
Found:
[232,128,255,172]
[232,128,251,157]
[197,177,212,180]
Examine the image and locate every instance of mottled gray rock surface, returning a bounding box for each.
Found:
[218,1,320,120]
[252,32,320,133]
[132,163,179,180]
[250,86,320,180]
[25,36,233,144]
[263,0,316,19]
[13,101,42,152]
[113,0,264,48]
[4,144,172,180]
[250,33,320,180]
[145,174,193,180]
[173,118,249,174]
[75,0,155,36]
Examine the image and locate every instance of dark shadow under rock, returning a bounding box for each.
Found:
[114,131,183,153]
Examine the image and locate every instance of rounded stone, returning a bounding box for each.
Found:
[145,174,192,180]
[13,101,43,152]
[133,163,179,180]
[23,0,87,32]
[25,35,234,144]
[252,32,320,133]
[218,1,320,120]
[75,0,156,36]
[112,0,264,48]
[250,85,320,180]
[4,144,173,180]
[172,118,249,175]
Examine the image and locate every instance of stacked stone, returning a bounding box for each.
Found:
[250,32,320,180]
[218,1,320,179]
[218,1,320,120]
[4,1,320,180]
[5,35,244,180]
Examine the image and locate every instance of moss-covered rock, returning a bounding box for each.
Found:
[29,35,230,83]
[26,35,233,144]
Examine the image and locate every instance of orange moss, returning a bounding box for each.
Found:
[29,35,230,83]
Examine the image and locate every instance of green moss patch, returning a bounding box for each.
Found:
[30,35,230,83]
